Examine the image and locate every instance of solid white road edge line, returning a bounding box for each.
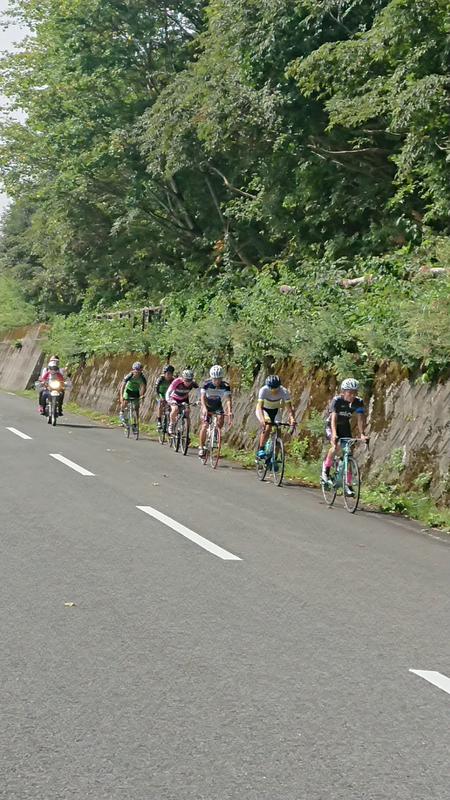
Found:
[137,505,242,561]
[409,669,450,696]
[49,453,95,476]
[6,427,32,440]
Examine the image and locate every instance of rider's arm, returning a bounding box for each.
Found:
[200,387,208,414]
[256,399,266,425]
[140,375,147,399]
[165,378,177,402]
[356,410,366,438]
[330,411,338,443]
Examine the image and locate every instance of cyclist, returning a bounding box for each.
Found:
[119,362,147,429]
[155,364,175,430]
[198,365,233,459]
[39,359,65,416]
[321,378,368,495]
[256,375,296,459]
[166,369,199,434]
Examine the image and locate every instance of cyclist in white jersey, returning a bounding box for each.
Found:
[255,375,295,458]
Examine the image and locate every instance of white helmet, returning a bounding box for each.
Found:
[182,369,194,381]
[341,378,359,391]
[209,365,224,379]
[48,359,59,370]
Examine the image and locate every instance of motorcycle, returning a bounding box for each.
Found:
[36,379,65,426]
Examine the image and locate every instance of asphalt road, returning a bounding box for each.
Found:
[0,391,449,800]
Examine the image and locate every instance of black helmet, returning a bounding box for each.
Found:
[163,364,175,374]
[265,374,281,389]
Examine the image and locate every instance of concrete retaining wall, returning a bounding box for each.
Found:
[0,324,47,391]
[68,354,450,502]
[1,326,448,502]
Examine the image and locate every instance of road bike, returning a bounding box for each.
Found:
[255,422,293,487]
[321,437,368,513]
[122,398,140,440]
[158,403,171,445]
[200,413,228,469]
[169,402,190,455]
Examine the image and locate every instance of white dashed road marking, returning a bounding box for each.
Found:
[6,427,32,440]
[49,453,95,476]
[409,670,450,697]
[137,505,242,561]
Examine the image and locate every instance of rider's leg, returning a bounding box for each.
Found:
[58,389,65,415]
[168,402,179,433]
[322,428,337,479]
[41,390,49,414]
[157,398,165,426]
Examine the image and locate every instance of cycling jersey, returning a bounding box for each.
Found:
[257,385,291,410]
[166,377,199,404]
[326,395,365,438]
[155,375,172,399]
[122,372,147,399]
[201,380,231,412]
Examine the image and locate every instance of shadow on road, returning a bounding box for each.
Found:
[60,423,113,430]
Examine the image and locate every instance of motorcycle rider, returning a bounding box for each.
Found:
[39,359,65,416]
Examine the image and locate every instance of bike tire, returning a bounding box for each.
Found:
[51,397,57,426]
[133,404,139,440]
[175,425,181,452]
[181,417,190,455]
[210,424,221,469]
[343,456,360,513]
[124,412,130,438]
[272,436,285,486]
[321,460,337,506]
[256,440,268,481]
[159,415,167,445]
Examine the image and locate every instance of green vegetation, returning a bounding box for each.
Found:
[0,0,448,380]
[0,275,36,332]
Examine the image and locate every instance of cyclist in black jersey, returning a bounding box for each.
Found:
[321,378,368,494]
[155,365,175,429]
[198,365,233,458]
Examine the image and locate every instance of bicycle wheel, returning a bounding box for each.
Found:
[124,406,131,438]
[255,437,268,481]
[210,424,222,469]
[181,416,190,455]
[272,436,285,486]
[134,404,140,440]
[343,456,360,513]
[159,412,168,444]
[201,426,210,464]
[174,422,181,452]
[321,461,337,507]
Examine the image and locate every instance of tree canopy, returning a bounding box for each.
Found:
[0,0,449,376]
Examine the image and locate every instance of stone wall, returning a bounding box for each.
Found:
[0,324,47,391]
[0,326,447,503]
[67,354,450,502]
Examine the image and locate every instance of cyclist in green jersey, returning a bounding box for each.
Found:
[119,362,147,425]
[155,364,175,430]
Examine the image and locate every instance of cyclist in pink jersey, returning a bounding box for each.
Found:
[166,369,199,434]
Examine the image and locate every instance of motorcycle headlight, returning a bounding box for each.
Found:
[49,380,61,390]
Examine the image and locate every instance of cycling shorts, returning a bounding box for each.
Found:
[262,407,279,424]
